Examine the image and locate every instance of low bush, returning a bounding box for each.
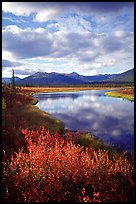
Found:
[2,127,134,202]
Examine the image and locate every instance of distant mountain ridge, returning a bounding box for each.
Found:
[106,68,134,82]
[3,68,134,86]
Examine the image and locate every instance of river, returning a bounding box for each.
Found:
[33,90,134,153]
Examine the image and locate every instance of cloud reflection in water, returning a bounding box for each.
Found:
[34,90,134,152]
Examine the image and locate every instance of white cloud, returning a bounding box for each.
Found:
[4,25,21,34]
[47,15,93,32]
[114,30,126,38]
[2,2,35,16]
[2,2,134,23]
[2,25,54,59]
[2,59,23,67]
[2,2,134,77]
[2,24,134,76]
[2,50,14,61]
[34,9,59,22]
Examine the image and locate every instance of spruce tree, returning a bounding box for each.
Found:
[11,69,15,94]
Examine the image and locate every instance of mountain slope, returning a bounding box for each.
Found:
[16,72,87,85]
[67,72,118,82]
[4,68,134,86]
[107,68,134,82]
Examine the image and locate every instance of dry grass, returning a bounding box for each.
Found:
[19,86,123,95]
[105,87,134,101]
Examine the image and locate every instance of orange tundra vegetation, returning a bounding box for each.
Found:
[2,84,134,202]
[19,85,125,94]
[2,127,134,202]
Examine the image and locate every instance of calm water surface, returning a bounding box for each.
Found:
[33,90,134,152]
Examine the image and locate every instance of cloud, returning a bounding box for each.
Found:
[47,15,93,32]
[2,2,134,77]
[2,2,133,22]
[101,34,124,53]
[2,59,23,67]
[79,2,134,13]
[2,2,36,16]
[2,25,54,59]
[34,8,60,23]
[13,68,36,76]
[2,25,134,71]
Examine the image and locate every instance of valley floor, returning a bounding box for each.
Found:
[2,84,134,202]
[2,85,134,158]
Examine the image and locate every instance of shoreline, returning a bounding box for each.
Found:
[2,84,134,161]
[63,129,134,162]
[104,88,134,101]
[31,87,134,158]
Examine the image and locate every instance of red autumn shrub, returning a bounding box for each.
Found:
[2,85,36,159]
[2,127,134,202]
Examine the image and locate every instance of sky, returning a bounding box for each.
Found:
[2,2,134,78]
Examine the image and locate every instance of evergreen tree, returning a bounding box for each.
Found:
[11,69,15,94]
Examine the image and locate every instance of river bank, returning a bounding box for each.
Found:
[104,87,134,101]
[31,86,133,156]
[32,87,134,157]
[2,85,134,159]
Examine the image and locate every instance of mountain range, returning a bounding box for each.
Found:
[2,68,134,86]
